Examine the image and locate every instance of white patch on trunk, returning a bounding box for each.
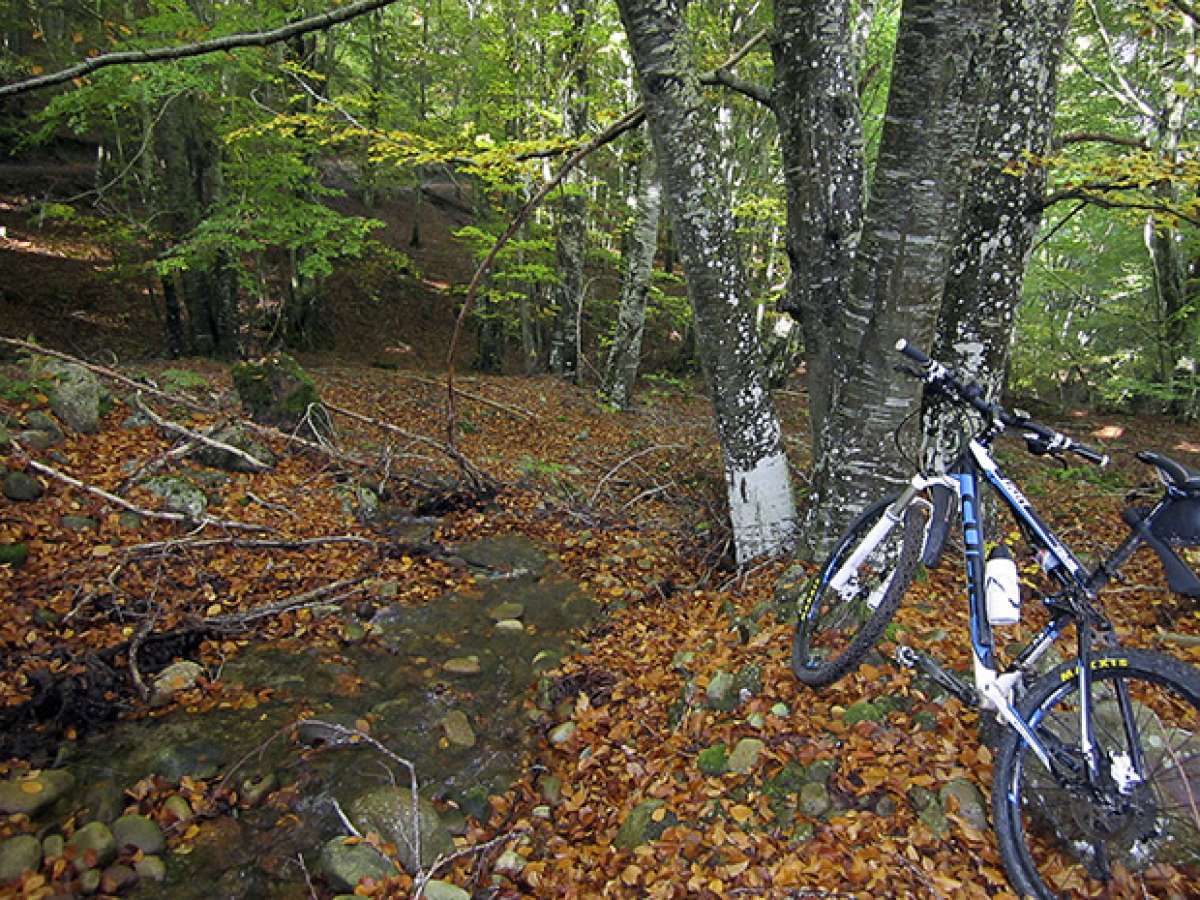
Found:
[727,451,796,563]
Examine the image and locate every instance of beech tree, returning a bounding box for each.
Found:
[615,0,797,562]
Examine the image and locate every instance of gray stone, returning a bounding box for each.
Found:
[442,656,481,675]
[799,782,831,818]
[548,722,577,745]
[148,740,224,780]
[422,879,470,900]
[728,738,765,774]
[33,360,105,434]
[843,701,884,726]
[161,795,193,823]
[61,515,98,531]
[939,778,988,832]
[0,834,41,883]
[25,411,64,444]
[705,671,735,709]
[0,543,28,568]
[613,799,675,849]
[239,772,276,807]
[134,855,166,882]
[348,787,453,875]
[100,863,138,894]
[67,821,117,871]
[142,476,207,519]
[318,838,395,892]
[457,535,548,576]
[488,602,524,621]
[493,619,524,634]
[112,814,165,855]
[441,710,476,748]
[0,769,75,815]
[78,868,101,893]
[191,424,276,473]
[231,353,328,437]
[117,511,144,530]
[151,660,205,704]
[494,849,527,876]
[42,834,64,859]
[16,430,51,451]
[538,775,562,803]
[3,470,43,502]
[81,779,124,824]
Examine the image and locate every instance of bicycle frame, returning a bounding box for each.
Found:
[886,438,1138,775]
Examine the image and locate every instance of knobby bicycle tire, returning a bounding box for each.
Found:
[993,648,1200,899]
[792,496,925,687]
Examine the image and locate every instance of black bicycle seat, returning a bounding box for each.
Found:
[1137,451,1200,494]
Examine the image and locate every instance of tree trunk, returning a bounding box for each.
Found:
[927,0,1074,461]
[548,0,589,384]
[617,0,797,562]
[788,0,999,557]
[602,134,662,409]
[153,91,241,359]
[771,0,864,438]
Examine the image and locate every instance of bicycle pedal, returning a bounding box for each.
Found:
[895,644,920,668]
[895,645,978,705]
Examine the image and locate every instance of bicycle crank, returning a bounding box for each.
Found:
[895,644,979,706]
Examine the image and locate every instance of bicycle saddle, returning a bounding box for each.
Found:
[1137,451,1200,494]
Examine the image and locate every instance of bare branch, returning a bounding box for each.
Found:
[0,0,401,98]
[702,68,771,107]
[135,395,272,472]
[14,441,273,533]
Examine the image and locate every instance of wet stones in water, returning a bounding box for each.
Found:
[0,769,75,815]
[112,814,165,855]
[347,787,453,874]
[3,470,43,502]
[488,602,524,621]
[81,779,124,824]
[456,535,548,577]
[318,838,395,892]
[0,834,41,884]
[147,739,225,781]
[441,710,476,748]
[151,660,205,705]
[442,655,481,676]
[297,714,364,747]
[68,821,117,872]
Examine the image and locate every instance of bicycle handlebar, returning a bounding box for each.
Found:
[894,339,1109,467]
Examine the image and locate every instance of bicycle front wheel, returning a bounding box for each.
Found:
[993,649,1200,899]
[791,496,924,687]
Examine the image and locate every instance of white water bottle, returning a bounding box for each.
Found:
[985,544,1021,625]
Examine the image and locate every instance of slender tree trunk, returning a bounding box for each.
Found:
[927,0,1074,460]
[771,0,864,439]
[789,0,999,556]
[617,0,797,562]
[548,0,589,384]
[602,135,662,408]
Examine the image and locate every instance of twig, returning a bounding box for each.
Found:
[14,443,273,533]
[124,535,378,556]
[203,578,368,632]
[0,0,402,97]
[297,852,318,900]
[128,614,156,702]
[590,444,683,505]
[134,395,272,471]
[244,492,295,515]
[324,401,494,491]
[391,373,534,421]
[414,828,530,899]
[331,799,362,838]
[296,720,422,874]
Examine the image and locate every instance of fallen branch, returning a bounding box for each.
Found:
[14,443,274,533]
[135,395,272,472]
[590,444,684,505]
[203,577,368,632]
[390,374,534,421]
[124,535,379,557]
[325,401,494,491]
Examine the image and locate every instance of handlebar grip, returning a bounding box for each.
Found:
[1071,444,1109,467]
[895,339,930,366]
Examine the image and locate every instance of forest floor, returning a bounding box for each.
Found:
[1,182,1199,899]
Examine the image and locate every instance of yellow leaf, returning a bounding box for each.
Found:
[20,781,45,794]
[729,804,753,823]
[650,806,667,822]
[206,604,222,616]
[92,544,113,557]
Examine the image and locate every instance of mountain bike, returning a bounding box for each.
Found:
[791,339,1200,898]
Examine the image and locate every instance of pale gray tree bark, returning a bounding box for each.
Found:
[548,0,589,384]
[929,0,1075,430]
[778,0,1000,556]
[617,0,797,561]
[602,135,662,409]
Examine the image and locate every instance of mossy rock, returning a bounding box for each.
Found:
[231,353,329,437]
